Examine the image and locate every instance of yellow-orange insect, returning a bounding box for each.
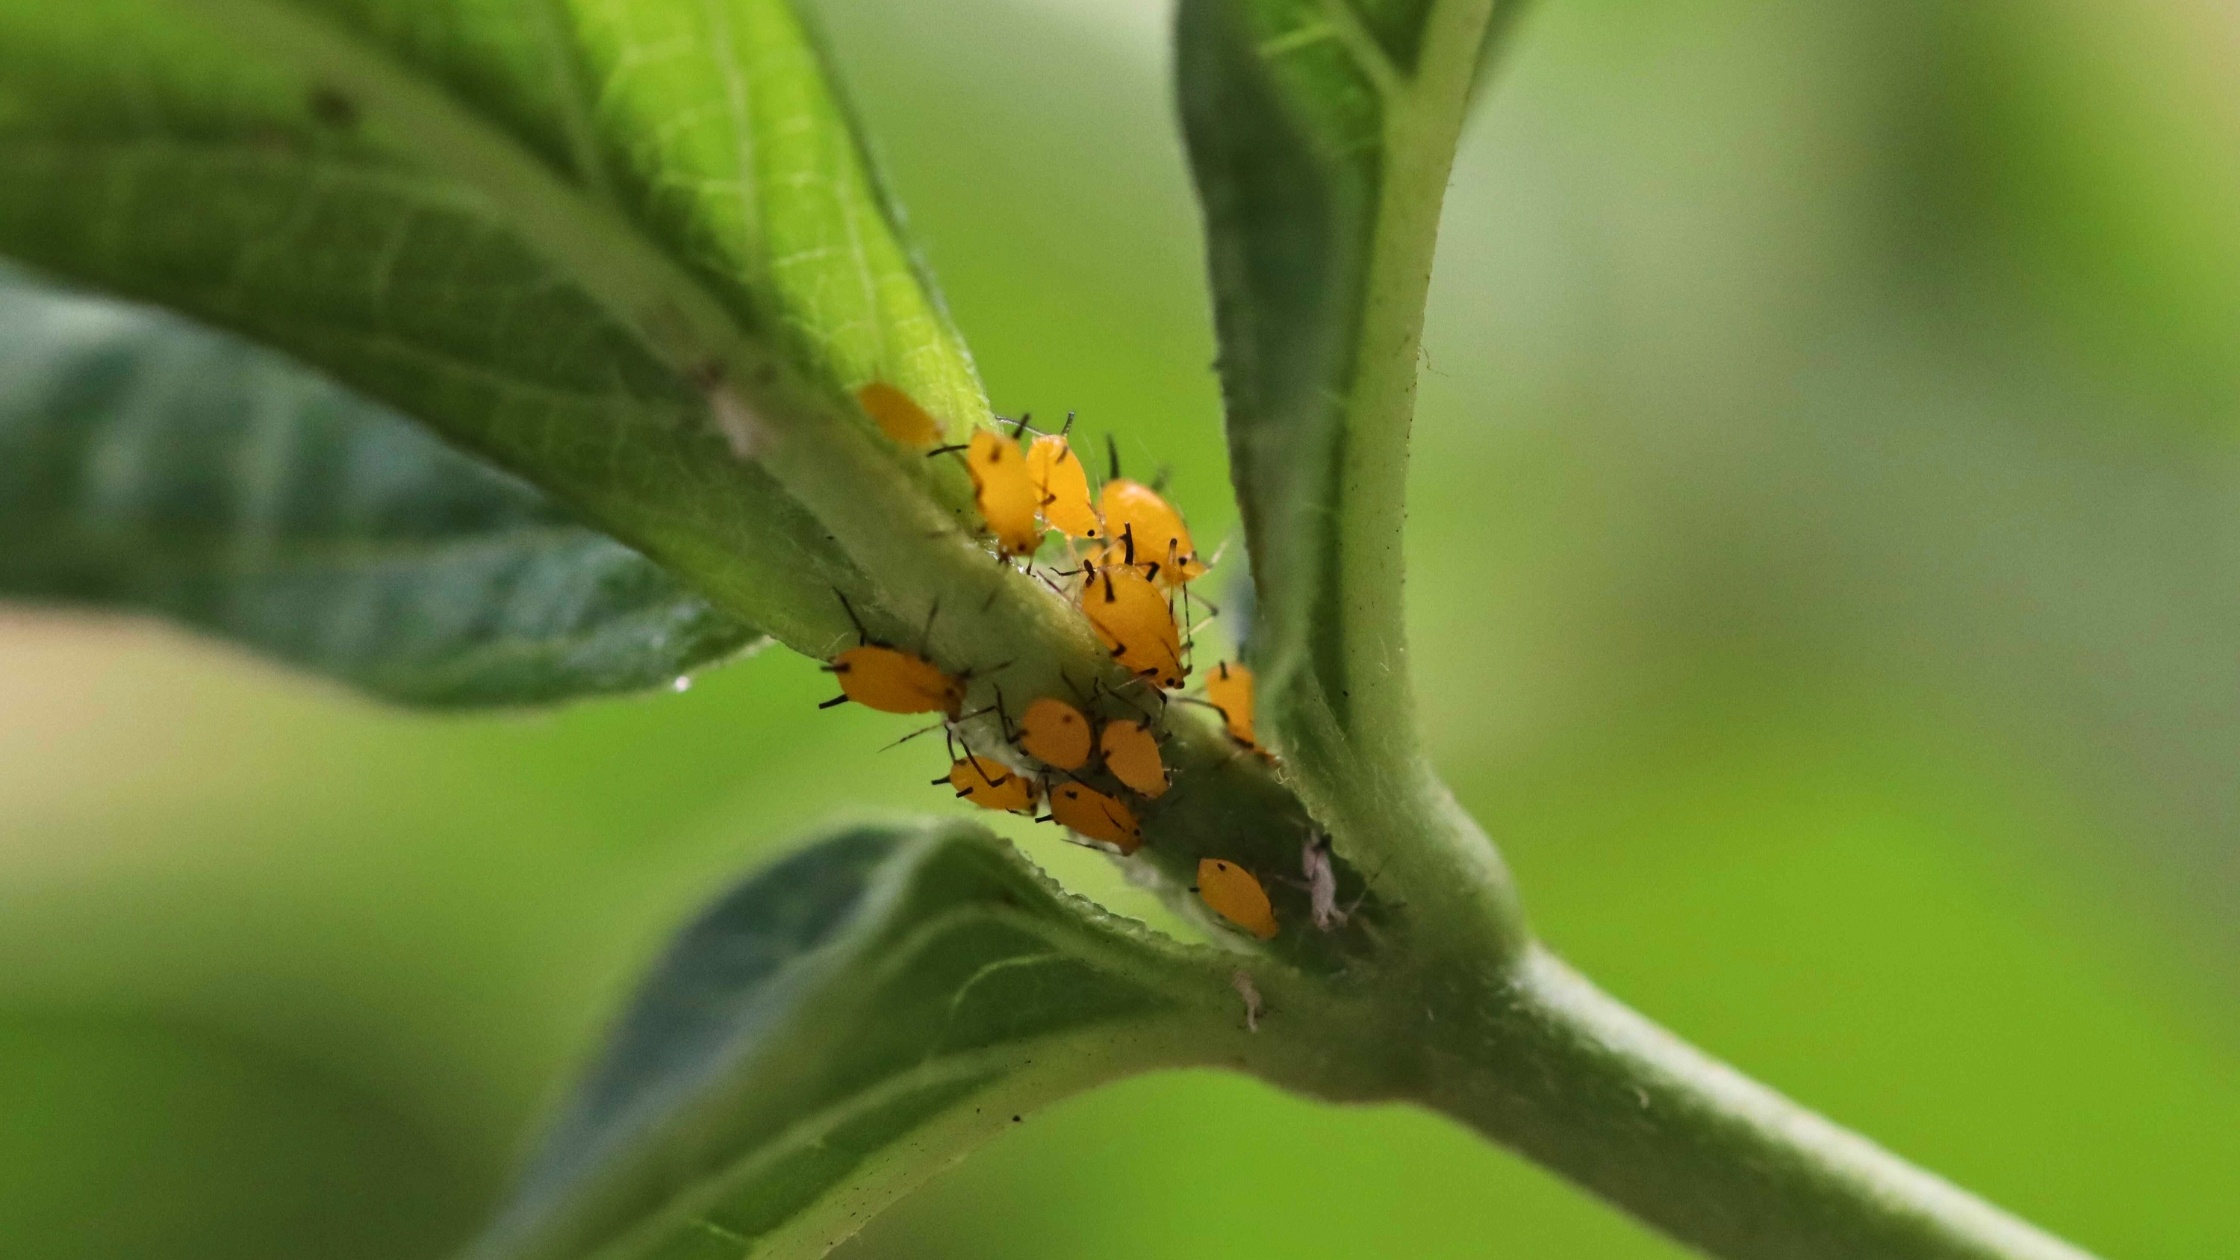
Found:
[856,382,942,447]
[1080,563,1185,689]
[819,595,966,719]
[821,645,963,718]
[1197,858,1278,940]
[1099,719,1168,799]
[1205,660,1259,751]
[1018,697,1093,771]
[942,755,1038,814]
[1026,434,1101,540]
[965,429,1043,558]
[1049,782,1142,854]
[1098,479,1206,585]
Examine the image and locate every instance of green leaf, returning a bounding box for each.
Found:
[472,819,1264,1260]
[0,0,990,655]
[1176,0,1529,948]
[0,266,763,707]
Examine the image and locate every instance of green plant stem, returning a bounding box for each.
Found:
[1264,0,1534,975]
[1397,947,2099,1260]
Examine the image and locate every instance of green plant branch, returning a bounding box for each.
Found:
[1182,1,2105,1256]
[1399,948,2097,1260]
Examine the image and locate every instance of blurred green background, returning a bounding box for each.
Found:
[4,0,2237,1255]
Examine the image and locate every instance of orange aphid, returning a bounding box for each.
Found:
[1049,782,1142,853]
[966,429,1043,557]
[1019,697,1093,771]
[944,756,1038,814]
[824,646,964,718]
[1098,479,1206,585]
[1197,858,1278,940]
[856,382,943,447]
[1099,719,1168,799]
[1026,435,1100,539]
[1205,660,1258,750]
[1080,564,1185,689]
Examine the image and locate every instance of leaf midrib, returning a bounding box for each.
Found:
[179,0,791,431]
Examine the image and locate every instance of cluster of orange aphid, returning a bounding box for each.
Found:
[820,383,1279,941]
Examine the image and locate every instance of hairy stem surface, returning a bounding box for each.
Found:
[1395,948,2097,1260]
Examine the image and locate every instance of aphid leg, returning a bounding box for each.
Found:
[818,695,849,709]
[925,442,970,457]
[1178,585,1198,665]
[1008,411,1033,439]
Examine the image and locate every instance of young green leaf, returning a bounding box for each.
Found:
[0,0,989,654]
[1176,0,1527,950]
[473,819,1302,1260]
[0,268,763,707]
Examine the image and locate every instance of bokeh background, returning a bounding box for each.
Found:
[4,0,2237,1255]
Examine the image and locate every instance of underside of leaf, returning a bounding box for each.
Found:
[0,266,762,706]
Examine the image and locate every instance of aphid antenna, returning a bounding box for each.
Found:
[1149,464,1173,495]
[918,598,941,654]
[1061,410,1077,437]
[924,442,970,458]
[1105,432,1122,483]
[880,721,950,751]
[1056,667,1092,706]
[989,685,1019,740]
[1202,533,1236,570]
[954,728,1011,790]
[817,694,850,710]
[958,660,1014,687]
[1091,676,1159,723]
[833,589,874,645]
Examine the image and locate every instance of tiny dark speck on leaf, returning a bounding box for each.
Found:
[1012,1115,1022,1123]
[307,85,359,130]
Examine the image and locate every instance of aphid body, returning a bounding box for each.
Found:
[1303,835,1345,930]
[1018,697,1094,771]
[966,429,1043,558]
[1099,719,1168,799]
[1099,479,1206,585]
[1050,782,1142,854]
[826,645,963,718]
[1206,660,1259,750]
[1081,563,1185,689]
[1197,858,1278,940]
[946,756,1038,814]
[857,381,943,447]
[1026,435,1101,539]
